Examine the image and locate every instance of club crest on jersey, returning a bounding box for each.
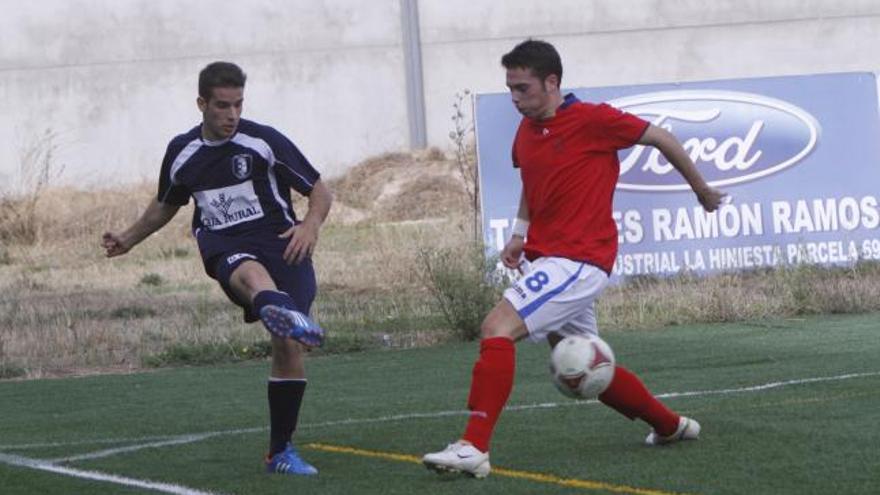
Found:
[231,154,253,179]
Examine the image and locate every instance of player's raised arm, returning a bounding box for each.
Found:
[637,124,726,212]
[102,198,180,257]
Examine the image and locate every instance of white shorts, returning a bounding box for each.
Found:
[503,257,609,343]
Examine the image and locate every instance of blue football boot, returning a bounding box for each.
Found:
[259,305,325,347]
[265,443,318,476]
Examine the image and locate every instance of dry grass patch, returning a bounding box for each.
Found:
[319,148,470,224]
[2,148,879,378]
[599,264,880,330]
[0,151,474,377]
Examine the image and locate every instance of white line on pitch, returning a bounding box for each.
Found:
[2,370,878,455]
[0,427,266,452]
[0,452,224,495]
[47,431,243,463]
[504,371,880,412]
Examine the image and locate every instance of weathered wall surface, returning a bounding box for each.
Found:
[1,0,405,187]
[2,0,879,188]
[418,0,880,150]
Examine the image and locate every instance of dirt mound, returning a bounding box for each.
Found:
[0,148,475,245]
[322,148,474,224]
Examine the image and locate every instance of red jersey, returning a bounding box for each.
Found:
[512,94,648,273]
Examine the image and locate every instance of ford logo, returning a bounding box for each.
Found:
[610,90,821,191]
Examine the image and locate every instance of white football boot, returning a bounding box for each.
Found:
[645,416,701,445]
[422,441,491,478]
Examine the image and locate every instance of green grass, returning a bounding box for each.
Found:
[1,313,879,494]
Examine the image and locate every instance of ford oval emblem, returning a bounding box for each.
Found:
[610,90,821,191]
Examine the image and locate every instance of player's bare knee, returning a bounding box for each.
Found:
[272,336,304,357]
[271,337,306,374]
[479,320,498,339]
[480,300,527,340]
[231,260,275,295]
[479,318,515,340]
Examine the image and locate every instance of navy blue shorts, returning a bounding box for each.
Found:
[196,229,317,323]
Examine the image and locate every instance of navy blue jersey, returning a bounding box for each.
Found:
[157,119,320,236]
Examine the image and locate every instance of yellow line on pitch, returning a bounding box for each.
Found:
[304,442,694,495]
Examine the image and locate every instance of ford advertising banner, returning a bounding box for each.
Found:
[476,72,880,279]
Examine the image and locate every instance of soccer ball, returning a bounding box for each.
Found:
[550,335,616,399]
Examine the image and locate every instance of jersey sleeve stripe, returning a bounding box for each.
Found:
[266,167,295,226]
[274,159,315,189]
[233,131,316,190]
[168,138,203,184]
[232,132,295,226]
[232,133,274,163]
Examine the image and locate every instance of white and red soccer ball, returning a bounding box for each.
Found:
[550,335,616,399]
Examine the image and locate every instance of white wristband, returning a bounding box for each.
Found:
[511,218,529,238]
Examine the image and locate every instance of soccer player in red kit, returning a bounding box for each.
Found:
[422,39,726,478]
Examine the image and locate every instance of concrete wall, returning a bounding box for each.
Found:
[2,0,879,189]
[0,0,405,188]
[418,0,880,150]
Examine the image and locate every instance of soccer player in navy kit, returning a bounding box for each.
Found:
[102,62,332,476]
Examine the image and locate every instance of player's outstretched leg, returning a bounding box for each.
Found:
[265,442,318,476]
[599,366,700,445]
[254,290,324,347]
[645,416,701,445]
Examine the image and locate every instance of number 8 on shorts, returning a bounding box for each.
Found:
[524,271,550,292]
[503,257,609,342]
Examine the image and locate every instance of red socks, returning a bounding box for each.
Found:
[462,337,516,452]
[460,344,677,450]
[599,366,680,436]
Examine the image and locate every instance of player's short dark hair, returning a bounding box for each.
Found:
[198,61,247,100]
[501,39,563,85]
